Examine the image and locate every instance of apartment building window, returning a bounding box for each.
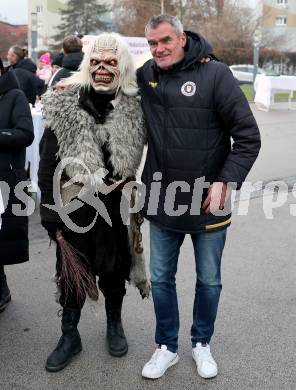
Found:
[276,0,288,4]
[36,5,43,13]
[275,16,287,25]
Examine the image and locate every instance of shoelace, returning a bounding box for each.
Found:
[198,346,215,363]
[149,348,166,366]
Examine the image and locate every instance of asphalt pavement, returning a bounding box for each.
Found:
[0,105,296,390]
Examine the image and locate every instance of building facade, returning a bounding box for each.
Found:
[27,0,68,58]
[0,21,28,61]
[261,0,296,50]
[27,0,113,59]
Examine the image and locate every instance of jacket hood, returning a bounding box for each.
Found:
[151,30,213,73]
[14,58,37,73]
[62,51,84,71]
[0,68,20,94]
[183,31,213,66]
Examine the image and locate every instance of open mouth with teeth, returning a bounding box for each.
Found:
[93,72,114,85]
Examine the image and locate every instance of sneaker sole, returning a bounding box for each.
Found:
[142,354,179,379]
[192,351,218,379]
[0,294,11,313]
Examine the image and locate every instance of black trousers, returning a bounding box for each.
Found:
[55,193,131,310]
[56,244,127,309]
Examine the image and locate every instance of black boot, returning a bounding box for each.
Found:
[0,272,11,313]
[45,308,82,372]
[105,296,128,357]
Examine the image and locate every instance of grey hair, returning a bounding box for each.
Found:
[145,14,184,37]
[65,32,138,96]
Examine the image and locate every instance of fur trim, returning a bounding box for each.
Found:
[42,87,147,185]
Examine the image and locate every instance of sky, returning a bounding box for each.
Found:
[0,0,28,25]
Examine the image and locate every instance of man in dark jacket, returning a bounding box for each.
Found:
[138,15,261,380]
[0,59,34,312]
[50,35,83,88]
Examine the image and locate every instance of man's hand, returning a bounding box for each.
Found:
[198,57,211,63]
[202,182,232,214]
[41,220,64,240]
[107,176,136,191]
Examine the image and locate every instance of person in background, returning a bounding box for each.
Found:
[47,52,64,88]
[0,58,34,312]
[37,52,52,86]
[7,45,43,105]
[51,53,64,75]
[49,35,83,88]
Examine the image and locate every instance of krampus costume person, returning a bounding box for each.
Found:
[38,33,148,372]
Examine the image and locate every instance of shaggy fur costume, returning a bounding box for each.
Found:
[42,87,149,297]
[42,87,146,186]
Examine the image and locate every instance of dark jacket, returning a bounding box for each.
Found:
[137,31,261,233]
[50,51,84,87]
[13,58,43,105]
[0,68,34,265]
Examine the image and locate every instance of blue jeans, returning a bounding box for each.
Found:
[150,222,227,353]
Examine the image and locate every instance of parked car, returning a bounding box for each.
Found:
[229,64,266,84]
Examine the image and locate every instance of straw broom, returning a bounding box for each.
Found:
[56,230,99,304]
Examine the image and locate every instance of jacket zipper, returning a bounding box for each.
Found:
[160,74,169,187]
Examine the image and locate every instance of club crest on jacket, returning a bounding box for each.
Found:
[181,81,196,96]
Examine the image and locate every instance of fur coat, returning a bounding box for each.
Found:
[40,86,149,297]
[42,86,147,187]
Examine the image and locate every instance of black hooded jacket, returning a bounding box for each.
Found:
[137,31,261,233]
[13,58,42,104]
[50,51,84,87]
[14,58,37,73]
[0,68,34,264]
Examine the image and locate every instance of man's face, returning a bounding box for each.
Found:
[146,22,186,70]
[89,47,120,93]
[7,49,18,65]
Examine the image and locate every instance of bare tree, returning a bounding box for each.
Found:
[113,0,175,36]
[113,0,287,51]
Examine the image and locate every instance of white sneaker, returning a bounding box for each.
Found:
[192,343,218,379]
[142,345,179,379]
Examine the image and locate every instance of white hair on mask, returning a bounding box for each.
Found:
[65,32,138,96]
